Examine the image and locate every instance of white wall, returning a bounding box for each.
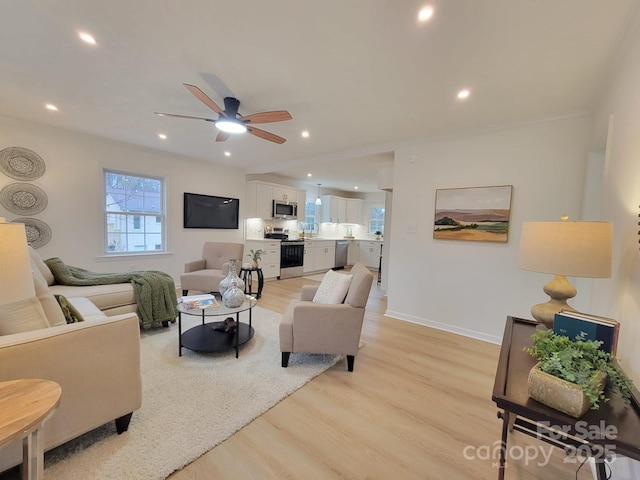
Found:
[589,2,640,386]
[386,115,593,343]
[0,116,246,284]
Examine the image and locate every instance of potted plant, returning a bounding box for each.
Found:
[246,249,265,268]
[526,329,634,417]
[374,230,382,240]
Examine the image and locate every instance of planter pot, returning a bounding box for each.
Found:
[527,363,607,418]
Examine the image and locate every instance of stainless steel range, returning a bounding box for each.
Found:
[265,228,304,279]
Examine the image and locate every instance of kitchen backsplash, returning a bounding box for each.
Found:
[245,218,374,240]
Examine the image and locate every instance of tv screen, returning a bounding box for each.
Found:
[183,192,239,229]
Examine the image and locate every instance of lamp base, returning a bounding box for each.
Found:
[531,275,577,329]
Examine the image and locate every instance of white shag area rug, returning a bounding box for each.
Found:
[43,306,340,480]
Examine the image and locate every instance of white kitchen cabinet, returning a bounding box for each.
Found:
[303,241,316,273]
[303,240,335,273]
[246,182,273,219]
[344,199,363,224]
[358,241,382,269]
[272,186,299,203]
[320,195,347,223]
[347,240,360,265]
[315,241,336,271]
[244,240,280,279]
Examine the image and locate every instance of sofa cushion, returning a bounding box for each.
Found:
[313,270,353,304]
[49,283,135,311]
[180,269,226,293]
[28,245,55,286]
[31,258,67,327]
[0,296,51,335]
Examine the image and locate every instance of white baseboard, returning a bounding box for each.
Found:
[384,309,502,345]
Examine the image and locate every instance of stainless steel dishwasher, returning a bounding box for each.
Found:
[334,240,349,269]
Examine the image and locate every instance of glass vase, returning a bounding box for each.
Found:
[219,259,245,307]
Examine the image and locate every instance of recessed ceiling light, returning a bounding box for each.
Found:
[301,130,310,138]
[307,173,312,177]
[418,6,434,22]
[457,89,470,99]
[354,186,359,190]
[78,32,97,45]
[45,104,58,111]
[158,133,167,140]
[224,151,231,157]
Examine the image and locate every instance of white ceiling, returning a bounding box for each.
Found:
[0,0,635,192]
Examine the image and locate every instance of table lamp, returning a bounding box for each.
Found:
[0,220,36,306]
[517,219,612,328]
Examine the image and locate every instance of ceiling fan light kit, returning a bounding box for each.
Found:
[156,83,292,144]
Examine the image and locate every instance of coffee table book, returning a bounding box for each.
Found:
[553,310,619,356]
[179,294,219,310]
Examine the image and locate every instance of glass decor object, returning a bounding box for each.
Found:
[219,259,245,308]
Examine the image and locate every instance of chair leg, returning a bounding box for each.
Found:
[115,412,133,434]
[347,355,355,372]
[281,352,290,367]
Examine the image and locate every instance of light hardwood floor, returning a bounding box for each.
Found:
[168,274,595,480]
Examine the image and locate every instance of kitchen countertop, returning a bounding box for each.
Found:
[245,237,383,242]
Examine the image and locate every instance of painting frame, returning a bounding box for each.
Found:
[433,185,513,243]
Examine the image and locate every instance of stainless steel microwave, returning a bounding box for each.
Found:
[272,200,298,219]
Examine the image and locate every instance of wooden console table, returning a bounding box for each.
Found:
[492,316,640,480]
[0,379,62,480]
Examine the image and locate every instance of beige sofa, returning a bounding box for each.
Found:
[29,247,137,317]
[0,251,142,473]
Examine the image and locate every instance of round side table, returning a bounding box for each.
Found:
[0,379,62,480]
[239,267,264,299]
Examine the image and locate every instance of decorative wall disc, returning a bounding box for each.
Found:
[0,147,46,180]
[12,217,52,248]
[0,182,48,215]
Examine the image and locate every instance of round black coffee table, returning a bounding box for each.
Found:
[177,294,257,358]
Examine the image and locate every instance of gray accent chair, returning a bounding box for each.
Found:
[180,242,245,295]
[279,262,374,372]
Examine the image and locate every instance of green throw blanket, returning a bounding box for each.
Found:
[44,257,178,329]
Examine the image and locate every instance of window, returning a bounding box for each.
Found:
[303,202,319,233]
[104,169,165,254]
[369,206,385,235]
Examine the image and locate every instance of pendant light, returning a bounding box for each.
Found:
[315,184,322,206]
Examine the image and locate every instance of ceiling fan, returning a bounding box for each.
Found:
[155,84,292,144]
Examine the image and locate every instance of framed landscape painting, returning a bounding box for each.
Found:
[433,185,513,243]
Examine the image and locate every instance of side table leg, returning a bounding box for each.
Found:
[257,269,264,298]
[23,426,44,480]
[497,410,510,480]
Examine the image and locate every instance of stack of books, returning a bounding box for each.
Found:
[553,310,620,355]
[180,294,219,310]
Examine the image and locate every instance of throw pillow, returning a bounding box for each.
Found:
[0,296,51,335]
[312,270,353,304]
[54,295,85,324]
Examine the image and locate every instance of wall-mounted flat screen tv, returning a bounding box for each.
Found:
[183,192,239,229]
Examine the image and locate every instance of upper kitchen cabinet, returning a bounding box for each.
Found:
[246,181,306,219]
[321,195,362,224]
[246,181,273,219]
[345,198,363,224]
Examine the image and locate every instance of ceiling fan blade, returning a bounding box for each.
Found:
[241,110,292,124]
[215,131,230,142]
[247,126,286,144]
[155,112,214,122]
[183,84,226,116]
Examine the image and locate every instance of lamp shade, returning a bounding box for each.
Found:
[0,222,36,305]
[518,221,612,278]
